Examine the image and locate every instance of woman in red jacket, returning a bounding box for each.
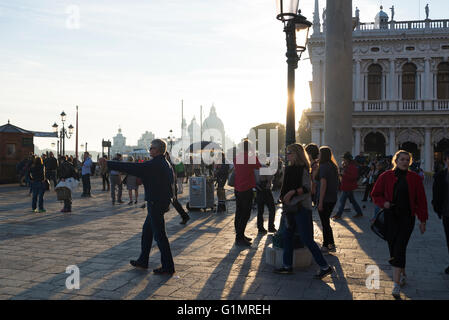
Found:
[371,150,428,298]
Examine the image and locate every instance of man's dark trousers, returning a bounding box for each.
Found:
[235,189,254,240]
[256,189,276,230]
[137,201,175,272]
[82,174,91,196]
[47,170,58,188]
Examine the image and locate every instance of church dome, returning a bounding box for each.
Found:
[202,105,224,133]
[374,6,389,28]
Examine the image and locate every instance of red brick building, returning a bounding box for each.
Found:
[0,121,35,183]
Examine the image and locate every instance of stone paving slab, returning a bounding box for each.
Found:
[0,177,448,300]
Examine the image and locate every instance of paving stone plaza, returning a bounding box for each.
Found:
[0,177,448,300]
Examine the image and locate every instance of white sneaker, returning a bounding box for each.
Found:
[400,274,407,287]
[392,284,400,298]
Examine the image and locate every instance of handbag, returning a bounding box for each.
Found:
[282,195,302,230]
[370,209,386,240]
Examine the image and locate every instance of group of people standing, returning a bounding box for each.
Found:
[18,138,449,299]
[230,139,449,298]
[21,151,95,213]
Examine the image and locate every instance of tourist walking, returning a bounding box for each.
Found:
[44,152,58,189]
[99,155,110,191]
[166,153,190,225]
[214,152,230,213]
[362,163,376,202]
[58,156,77,213]
[432,149,449,275]
[316,146,340,254]
[274,143,333,279]
[332,152,364,219]
[107,139,176,275]
[81,152,92,197]
[371,150,428,298]
[254,161,276,234]
[125,156,139,205]
[110,154,124,205]
[174,159,185,194]
[29,156,46,213]
[233,139,261,247]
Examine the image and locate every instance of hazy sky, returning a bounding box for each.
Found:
[1,0,448,152]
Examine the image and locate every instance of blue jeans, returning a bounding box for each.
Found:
[283,207,328,269]
[82,174,91,195]
[31,181,45,210]
[372,205,381,220]
[137,201,174,271]
[336,190,363,216]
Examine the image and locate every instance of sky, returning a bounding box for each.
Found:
[1,0,448,153]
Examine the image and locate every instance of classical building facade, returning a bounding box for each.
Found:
[307,2,449,171]
[111,128,156,155]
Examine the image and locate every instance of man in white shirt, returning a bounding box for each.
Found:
[81,152,93,197]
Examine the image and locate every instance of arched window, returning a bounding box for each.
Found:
[402,63,417,100]
[368,64,382,100]
[437,62,449,99]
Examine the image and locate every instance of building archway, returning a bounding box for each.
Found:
[364,132,386,158]
[400,141,420,161]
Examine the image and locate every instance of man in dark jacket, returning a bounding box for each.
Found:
[44,152,58,189]
[107,139,175,275]
[333,152,364,219]
[432,149,449,275]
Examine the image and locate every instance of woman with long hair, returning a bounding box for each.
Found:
[274,143,333,279]
[29,156,46,213]
[316,146,340,254]
[371,150,428,298]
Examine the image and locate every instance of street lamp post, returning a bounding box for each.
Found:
[52,111,74,157]
[276,0,311,156]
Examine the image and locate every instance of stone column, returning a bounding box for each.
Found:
[424,58,432,110]
[312,60,322,112]
[389,59,396,109]
[354,59,362,111]
[389,128,396,156]
[311,127,321,145]
[354,128,361,155]
[424,128,432,172]
[324,0,353,159]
